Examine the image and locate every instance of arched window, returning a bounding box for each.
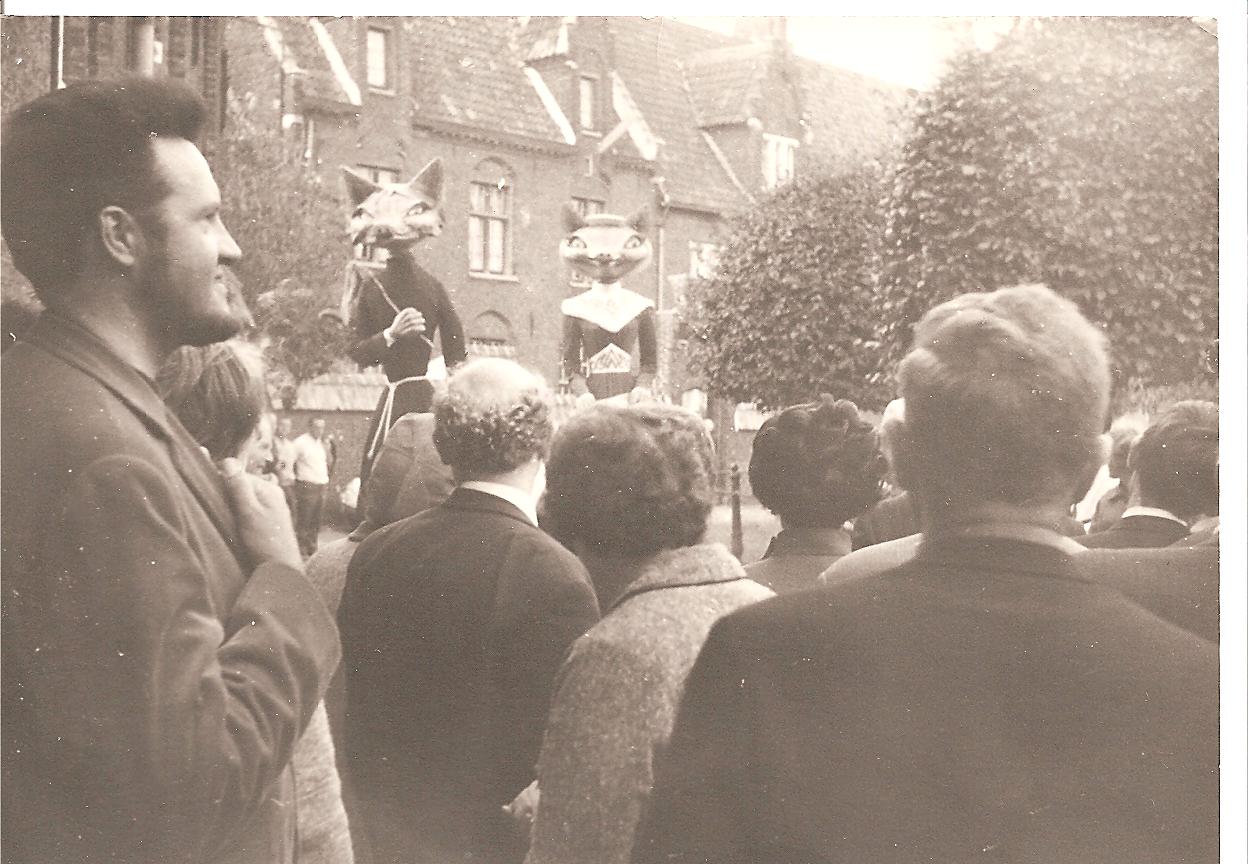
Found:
[468,311,517,358]
[468,159,514,277]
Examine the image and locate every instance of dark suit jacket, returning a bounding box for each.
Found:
[1,314,341,864]
[341,488,599,864]
[1078,513,1190,549]
[634,534,1218,864]
[1077,545,1219,642]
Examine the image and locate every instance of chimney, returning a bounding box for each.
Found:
[733,16,787,46]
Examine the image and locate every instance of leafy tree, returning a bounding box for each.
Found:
[212,113,353,407]
[880,17,1218,389]
[689,165,891,411]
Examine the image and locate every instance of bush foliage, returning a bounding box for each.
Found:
[213,119,353,405]
[689,166,891,411]
[879,17,1218,389]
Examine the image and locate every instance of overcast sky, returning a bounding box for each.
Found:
[675,16,1016,91]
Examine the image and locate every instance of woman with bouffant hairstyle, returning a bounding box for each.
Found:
[746,394,887,593]
[520,404,772,864]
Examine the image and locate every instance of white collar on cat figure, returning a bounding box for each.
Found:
[560,282,655,333]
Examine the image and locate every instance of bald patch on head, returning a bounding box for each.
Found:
[446,358,549,412]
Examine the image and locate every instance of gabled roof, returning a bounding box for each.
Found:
[683,42,771,127]
[257,17,359,108]
[408,17,568,148]
[794,56,914,171]
[607,17,752,214]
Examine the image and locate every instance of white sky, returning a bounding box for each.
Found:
[676,16,1014,91]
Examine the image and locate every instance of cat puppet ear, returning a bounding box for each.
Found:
[562,202,587,234]
[627,206,651,234]
[342,167,382,207]
[407,158,444,201]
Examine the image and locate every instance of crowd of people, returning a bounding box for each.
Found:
[1,77,1220,864]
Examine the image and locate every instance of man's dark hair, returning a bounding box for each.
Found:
[1,76,206,297]
[749,395,886,528]
[1130,401,1218,522]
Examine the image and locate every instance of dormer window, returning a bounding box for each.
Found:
[367,25,393,91]
[763,133,798,189]
[579,76,597,132]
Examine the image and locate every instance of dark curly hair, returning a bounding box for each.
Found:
[748,395,887,527]
[432,359,553,480]
[543,404,715,557]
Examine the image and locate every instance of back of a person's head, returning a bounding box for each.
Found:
[158,340,268,461]
[1,76,206,299]
[896,283,1110,508]
[358,413,455,534]
[544,403,716,557]
[432,358,552,481]
[1130,400,1218,522]
[749,395,886,528]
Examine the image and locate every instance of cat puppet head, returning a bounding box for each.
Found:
[342,158,445,250]
[559,204,652,285]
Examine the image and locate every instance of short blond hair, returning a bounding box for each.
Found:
[897,284,1109,506]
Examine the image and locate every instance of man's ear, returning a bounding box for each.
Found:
[97,206,144,269]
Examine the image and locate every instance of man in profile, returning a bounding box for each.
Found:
[341,358,600,864]
[634,285,1217,864]
[2,78,340,862]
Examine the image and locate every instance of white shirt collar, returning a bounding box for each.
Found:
[1121,505,1187,527]
[459,480,540,527]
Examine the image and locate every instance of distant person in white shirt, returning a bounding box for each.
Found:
[294,417,334,556]
[270,416,299,514]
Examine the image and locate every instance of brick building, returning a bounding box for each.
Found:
[3,15,908,395]
[220,15,910,392]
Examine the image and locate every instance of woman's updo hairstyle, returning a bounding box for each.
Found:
[748,394,886,528]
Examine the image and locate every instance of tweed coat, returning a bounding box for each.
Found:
[634,531,1218,864]
[1,314,341,864]
[341,487,600,864]
[526,544,772,864]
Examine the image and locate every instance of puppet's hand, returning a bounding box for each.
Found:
[575,391,596,409]
[384,307,427,344]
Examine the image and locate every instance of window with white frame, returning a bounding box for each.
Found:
[579,76,597,132]
[688,241,720,281]
[367,26,392,90]
[762,133,798,189]
[569,197,605,287]
[469,163,512,276]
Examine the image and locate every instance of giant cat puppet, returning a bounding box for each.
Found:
[559,204,657,405]
[339,159,466,486]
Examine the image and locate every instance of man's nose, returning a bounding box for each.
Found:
[218,221,243,264]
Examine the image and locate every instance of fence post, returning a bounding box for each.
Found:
[730,462,744,561]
